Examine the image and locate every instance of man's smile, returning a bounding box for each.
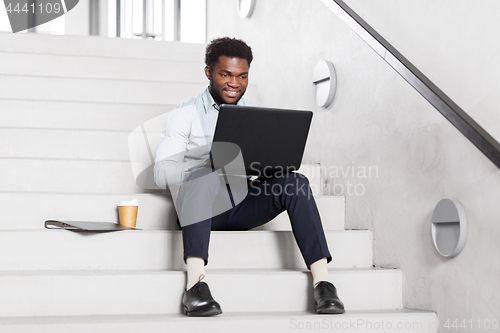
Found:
[224,89,241,98]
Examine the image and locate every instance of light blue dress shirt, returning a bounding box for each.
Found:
[154,87,253,188]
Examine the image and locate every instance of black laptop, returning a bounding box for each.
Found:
[211,104,313,177]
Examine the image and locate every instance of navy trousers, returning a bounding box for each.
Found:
[176,167,332,270]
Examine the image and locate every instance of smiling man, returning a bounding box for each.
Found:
[205,54,249,105]
[154,37,344,317]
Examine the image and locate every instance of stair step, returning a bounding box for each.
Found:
[0,229,371,270]
[0,268,402,317]
[0,52,206,83]
[0,158,145,193]
[0,100,171,131]
[0,192,344,231]
[0,192,177,230]
[0,128,131,161]
[0,32,206,61]
[0,310,438,333]
[0,75,209,105]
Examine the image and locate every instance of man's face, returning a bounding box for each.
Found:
[205,56,249,105]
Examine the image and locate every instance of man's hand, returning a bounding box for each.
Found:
[185,159,210,172]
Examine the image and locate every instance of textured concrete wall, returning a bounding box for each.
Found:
[345,0,500,143]
[207,0,500,331]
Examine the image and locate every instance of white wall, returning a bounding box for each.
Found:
[206,0,500,331]
[344,0,500,145]
[65,0,89,36]
[63,0,110,37]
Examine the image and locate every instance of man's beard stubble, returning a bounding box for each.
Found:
[208,79,246,106]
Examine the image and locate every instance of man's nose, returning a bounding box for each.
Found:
[227,76,239,86]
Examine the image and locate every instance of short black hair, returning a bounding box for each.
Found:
[205,37,253,69]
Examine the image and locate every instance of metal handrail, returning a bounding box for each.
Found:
[321,0,500,169]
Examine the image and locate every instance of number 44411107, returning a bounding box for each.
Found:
[5,2,63,14]
[444,319,499,330]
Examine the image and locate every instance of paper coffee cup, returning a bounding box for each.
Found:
[118,199,139,228]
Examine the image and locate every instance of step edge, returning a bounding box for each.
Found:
[0,50,206,64]
[0,267,400,276]
[0,229,368,234]
[0,97,176,107]
[0,309,437,324]
[0,73,207,84]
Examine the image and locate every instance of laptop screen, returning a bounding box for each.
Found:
[213,105,313,177]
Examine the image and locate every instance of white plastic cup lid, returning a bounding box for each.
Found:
[118,199,139,207]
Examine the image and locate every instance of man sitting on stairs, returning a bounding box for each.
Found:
[154,37,344,317]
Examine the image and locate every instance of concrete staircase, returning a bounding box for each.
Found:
[0,33,437,332]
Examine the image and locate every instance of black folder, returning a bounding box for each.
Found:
[45,220,139,231]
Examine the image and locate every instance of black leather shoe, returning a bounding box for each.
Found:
[314,281,345,314]
[182,281,222,317]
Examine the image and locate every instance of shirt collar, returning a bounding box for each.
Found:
[202,87,220,113]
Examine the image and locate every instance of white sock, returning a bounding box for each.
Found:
[186,256,206,290]
[310,257,330,287]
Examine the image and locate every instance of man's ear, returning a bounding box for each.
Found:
[204,66,212,80]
